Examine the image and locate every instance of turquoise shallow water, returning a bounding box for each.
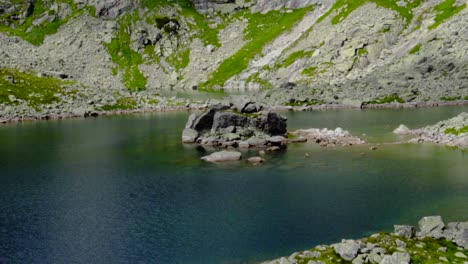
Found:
[0,106,467,264]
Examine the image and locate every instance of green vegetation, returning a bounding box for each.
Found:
[199,6,314,91]
[142,0,220,46]
[301,66,317,77]
[369,94,405,104]
[245,72,273,90]
[444,126,468,135]
[409,44,422,54]
[357,48,368,56]
[291,233,468,264]
[0,0,91,45]
[280,50,315,68]
[166,49,191,70]
[0,67,67,107]
[317,0,423,25]
[285,98,324,106]
[105,13,147,91]
[440,96,461,101]
[465,96,468,100]
[429,0,466,29]
[101,97,137,111]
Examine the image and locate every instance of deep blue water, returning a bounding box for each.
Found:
[1,106,467,264]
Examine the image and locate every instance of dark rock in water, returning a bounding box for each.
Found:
[254,112,287,136]
[211,112,248,132]
[193,108,217,132]
[183,104,287,149]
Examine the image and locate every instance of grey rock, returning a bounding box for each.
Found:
[455,252,467,259]
[185,113,197,128]
[419,216,445,235]
[394,225,416,238]
[247,157,265,164]
[454,228,468,249]
[395,239,407,248]
[248,137,267,147]
[211,112,248,133]
[333,240,361,261]
[254,112,287,136]
[243,102,260,113]
[267,136,288,146]
[393,124,410,134]
[182,128,199,143]
[380,252,410,264]
[193,108,217,132]
[201,151,242,162]
[224,133,241,141]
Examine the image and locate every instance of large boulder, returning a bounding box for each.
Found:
[193,108,217,132]
[182,106,287,148]
[253,112,287,136]
[211,112,248,133]
[201,151,242,162]
[455,228,468,249]
[380,252,410,264]
[394,225,416,238]
[419,216,445,235]
[182,128,198,143]
[333,240,361,261]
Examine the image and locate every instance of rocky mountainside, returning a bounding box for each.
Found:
[0,0,467,119]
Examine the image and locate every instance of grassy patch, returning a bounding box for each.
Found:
[245,72,273,90]
[369,94,405,104]
[101,97,137,111]
[167,49,191,70]
[357,48,369,56]
[409,44,422,54]
[199,6,314,91]
[445,126,468,135]
[285,98,324,106]
[317,0,423,25]
[440,96,461,101]
[104,12,147,91]
[0,0,87,45]
[429,0,466,29]
[0,67,67,107]
[280,50,315,68]
[142,0,220,47]
[301,66,317,77]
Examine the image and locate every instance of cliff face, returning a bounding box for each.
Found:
[0,0,467,118]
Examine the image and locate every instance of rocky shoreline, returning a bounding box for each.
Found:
[2,98,468,125]
[262,216,468,264]
[394,112,468,149]
[180,101,367,162]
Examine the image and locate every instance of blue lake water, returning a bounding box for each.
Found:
[1,106,467,263]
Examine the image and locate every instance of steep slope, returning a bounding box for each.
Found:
[0,0,467,119]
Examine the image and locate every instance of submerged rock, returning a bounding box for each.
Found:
[201,151,242,162]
